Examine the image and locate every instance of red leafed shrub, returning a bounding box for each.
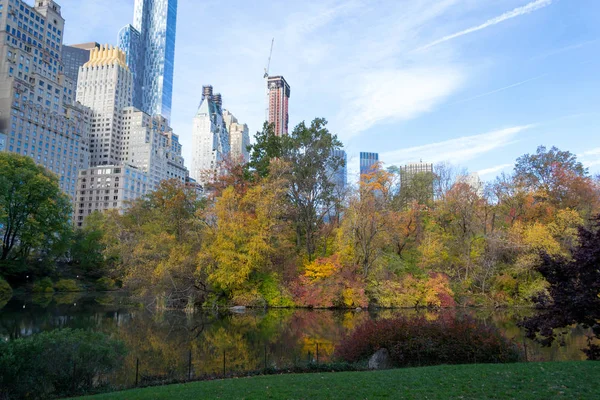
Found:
[334,315,523,367]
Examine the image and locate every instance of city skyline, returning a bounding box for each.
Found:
[13,0,600,183]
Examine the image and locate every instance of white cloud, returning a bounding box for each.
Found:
[450,73,548,105]
[381,125,534,166]
[478,163,513,177]
[579,147,600,168]
[416,0,553,51]
[341,67,464,138]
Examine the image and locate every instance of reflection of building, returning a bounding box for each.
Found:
[360,152,379,179]
[223,110,250,163]
[118,0,177,120]
[191,85,230,185]
[61,42,100,84]
[0,0,92,199]
[329,149,347,194]
[457,172,484,197]
[267,76,290,136]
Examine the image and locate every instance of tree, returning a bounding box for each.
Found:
[338,165,393,278]
[0,153,71,263]
[247,122,284,179]
[284,118,343,260]
[102,180,206,308]
[521,215,600,359]
[515,145,587,193]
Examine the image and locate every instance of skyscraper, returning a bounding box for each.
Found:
[61,42,99,84]
[74,46,187,225]
[118,0,177,120]
[76,46,133,167]
[329,149,347,195]
[360,152,379,177]
[191,86,230,185]
[267,76,290,136]
[223,110,250,163]
[0,0,91,199]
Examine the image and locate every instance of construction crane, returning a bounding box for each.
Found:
[264,38,274,78]
[264,38,274,121]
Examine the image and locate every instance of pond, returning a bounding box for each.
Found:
[0,292,590,387]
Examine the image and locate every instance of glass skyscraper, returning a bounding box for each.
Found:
[118,0,177,121]
[360,152,379,176]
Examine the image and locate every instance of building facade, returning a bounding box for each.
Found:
[0,0,91,199]
[76,45,133,167]
[222,109,249,163]
[118,0,177,120]
[61,42,99,84]
[329,149,347,195]
[190,85,230,185]
[457,172,484,197]
[267,75,290,136]
[359,152,379,177]
[74,164,149,226]
[73,46,188,225]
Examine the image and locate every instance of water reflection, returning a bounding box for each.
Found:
[0,293,589,386]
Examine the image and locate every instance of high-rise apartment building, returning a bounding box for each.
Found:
[118,0,177,120]
[360,152,379,177]
[76,45,133,167]
[191,85,230,185]
[74,46,187,226]
[61,42,99,84]
[457,172,484,197]
[329,149,347,195]
[0,0,91,199]
[223,109,249,163]
[267,76,290,136]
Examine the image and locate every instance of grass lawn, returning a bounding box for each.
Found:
[81,361,599,400]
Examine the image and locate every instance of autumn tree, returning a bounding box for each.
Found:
[521,215,600,359]
[0,153,71,264]
[247,122,284,179]
[338,165,393,278]
[102,180,206,308]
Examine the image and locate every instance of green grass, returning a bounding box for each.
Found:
[81,362,599,400]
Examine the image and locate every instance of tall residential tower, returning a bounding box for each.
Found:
[191,85,230,185]
[0,0,91,199]
[223,110,250,163]
[267,75,290,136]
[118,0,177,120]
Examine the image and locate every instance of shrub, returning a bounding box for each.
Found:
[96,277,117,291]
[0,329,126,399]
[0,278,12,309]
[334,315,523,367]
[32,277,54,293]
[54,278,81,292]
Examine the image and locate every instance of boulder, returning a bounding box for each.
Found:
[368,348,391,370]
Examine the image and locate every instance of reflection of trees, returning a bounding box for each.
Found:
[0,296,593,384]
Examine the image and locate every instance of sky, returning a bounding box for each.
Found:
[55,0,600,183]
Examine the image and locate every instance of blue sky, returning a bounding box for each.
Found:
[55,0,600,182]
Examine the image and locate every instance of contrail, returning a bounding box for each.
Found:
[416,0,553,51]
[451,74,549,105]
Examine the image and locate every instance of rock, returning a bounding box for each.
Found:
[355,307,362,312]
[229,306,246,313]
[368,348,391,370]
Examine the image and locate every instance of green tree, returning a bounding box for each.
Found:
[247,122,284,179]
[0,153,71,262]
[284,118,343,260]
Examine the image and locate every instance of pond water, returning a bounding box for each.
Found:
[0,292,590,387]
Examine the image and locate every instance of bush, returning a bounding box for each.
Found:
[32,277,54,293]
[0,278,12,308]
[0,329,126,399]
[96,277,117,291]
[54,278,81,292]
[334,315,523,367]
